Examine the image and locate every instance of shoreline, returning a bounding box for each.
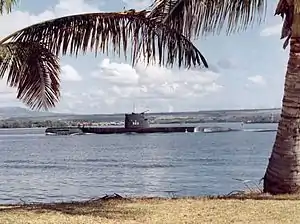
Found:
[3,191,300,206]
[1,194,300,223]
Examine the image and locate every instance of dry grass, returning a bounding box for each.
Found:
[0,194,300,224]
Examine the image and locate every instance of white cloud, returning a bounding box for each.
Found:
[92,59,139,85]
[61,64,82,81]
[0,0,99,37]
[54,0,98,15]
[260,23,281,37]
[247,75,266,86]
[84,58,223,112]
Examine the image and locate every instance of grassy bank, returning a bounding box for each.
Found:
[0,195,300,224]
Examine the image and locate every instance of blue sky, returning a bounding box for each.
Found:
[0,0,288,113]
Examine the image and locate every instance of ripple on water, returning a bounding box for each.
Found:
[0,164,71,170]
[0,126,276,204]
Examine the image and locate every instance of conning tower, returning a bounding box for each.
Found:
[124,110,150,129]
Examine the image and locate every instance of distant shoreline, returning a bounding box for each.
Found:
[0,121,279,129]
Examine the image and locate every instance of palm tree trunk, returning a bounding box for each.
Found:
[263,35,300,194]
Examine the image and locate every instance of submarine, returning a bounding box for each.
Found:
[45,110,239,135]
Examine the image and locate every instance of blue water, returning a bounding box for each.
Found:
[0,123,276,204]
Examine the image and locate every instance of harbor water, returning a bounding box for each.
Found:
[0,123,276,204]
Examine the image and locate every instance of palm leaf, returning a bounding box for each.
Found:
[0,41,60,110]
[0,0,19,14]
[3,11,208,68]
[149,0,267,38]
[275,0,293,49]
[275,0,294,49]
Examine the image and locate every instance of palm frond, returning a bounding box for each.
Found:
[149,0,267,38]
[0,0,18,14]
[275,0,293,49]
[0,41,60,110]
[3,11,208,68]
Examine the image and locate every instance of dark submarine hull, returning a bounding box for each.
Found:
[81,126,196,134]
[45,126,239,135]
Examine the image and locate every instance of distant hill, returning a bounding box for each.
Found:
[0,107,281,123]
[0,107,63,119]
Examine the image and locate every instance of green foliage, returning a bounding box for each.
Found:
[0,119,68,128]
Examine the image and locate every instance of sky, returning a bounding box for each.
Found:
[0,0,288,114]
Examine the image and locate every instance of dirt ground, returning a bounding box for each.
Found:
[0,195,299,224]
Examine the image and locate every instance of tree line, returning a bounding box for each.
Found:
[0,120,69,128]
